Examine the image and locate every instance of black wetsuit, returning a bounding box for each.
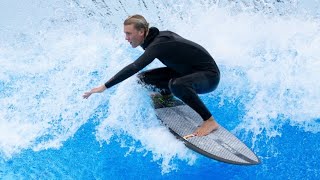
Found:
[105,27,220,121]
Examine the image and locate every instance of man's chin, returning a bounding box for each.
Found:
[131,44,138,48]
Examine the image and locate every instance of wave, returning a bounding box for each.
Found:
[1,0,319,173]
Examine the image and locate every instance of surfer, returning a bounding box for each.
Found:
[83,15,220,136]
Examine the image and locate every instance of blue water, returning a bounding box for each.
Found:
[1,0,320,179]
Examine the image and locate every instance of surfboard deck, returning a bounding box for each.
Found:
[151,94,260,165]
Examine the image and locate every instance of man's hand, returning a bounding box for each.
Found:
[83,85,107,99]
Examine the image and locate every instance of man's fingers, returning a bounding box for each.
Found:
[82,92,91,99]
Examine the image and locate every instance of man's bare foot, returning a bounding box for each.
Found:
[194,116,219,136]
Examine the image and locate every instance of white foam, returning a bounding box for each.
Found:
[0,15,117,158]
[1,0,320,172]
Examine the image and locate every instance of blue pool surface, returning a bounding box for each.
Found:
[1,0,320,179]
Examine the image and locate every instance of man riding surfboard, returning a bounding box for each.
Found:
[83,15,220,136]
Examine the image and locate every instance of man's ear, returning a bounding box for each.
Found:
[139,29,146,36]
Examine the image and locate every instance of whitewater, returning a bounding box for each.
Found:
[1,0,320,178]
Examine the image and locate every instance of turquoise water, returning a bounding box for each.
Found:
[1,0,320,179]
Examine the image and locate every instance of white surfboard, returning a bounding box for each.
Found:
[152,96,260,165]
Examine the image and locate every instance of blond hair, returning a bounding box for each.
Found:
[124,15,149,37]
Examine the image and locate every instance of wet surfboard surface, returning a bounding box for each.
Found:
[152,95,260,165]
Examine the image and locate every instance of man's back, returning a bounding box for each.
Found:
[142,27,220,75]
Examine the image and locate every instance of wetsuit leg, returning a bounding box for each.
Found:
[137,67,181,95]
[169,71,220,121]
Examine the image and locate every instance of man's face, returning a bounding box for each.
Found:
[124,24,145,48]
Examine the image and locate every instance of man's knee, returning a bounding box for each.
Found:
[169,78,186,95]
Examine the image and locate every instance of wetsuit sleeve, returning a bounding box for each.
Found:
[104,49,157,88]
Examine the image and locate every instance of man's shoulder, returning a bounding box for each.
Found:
[158,30,180,38]
[150,30,182,45]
